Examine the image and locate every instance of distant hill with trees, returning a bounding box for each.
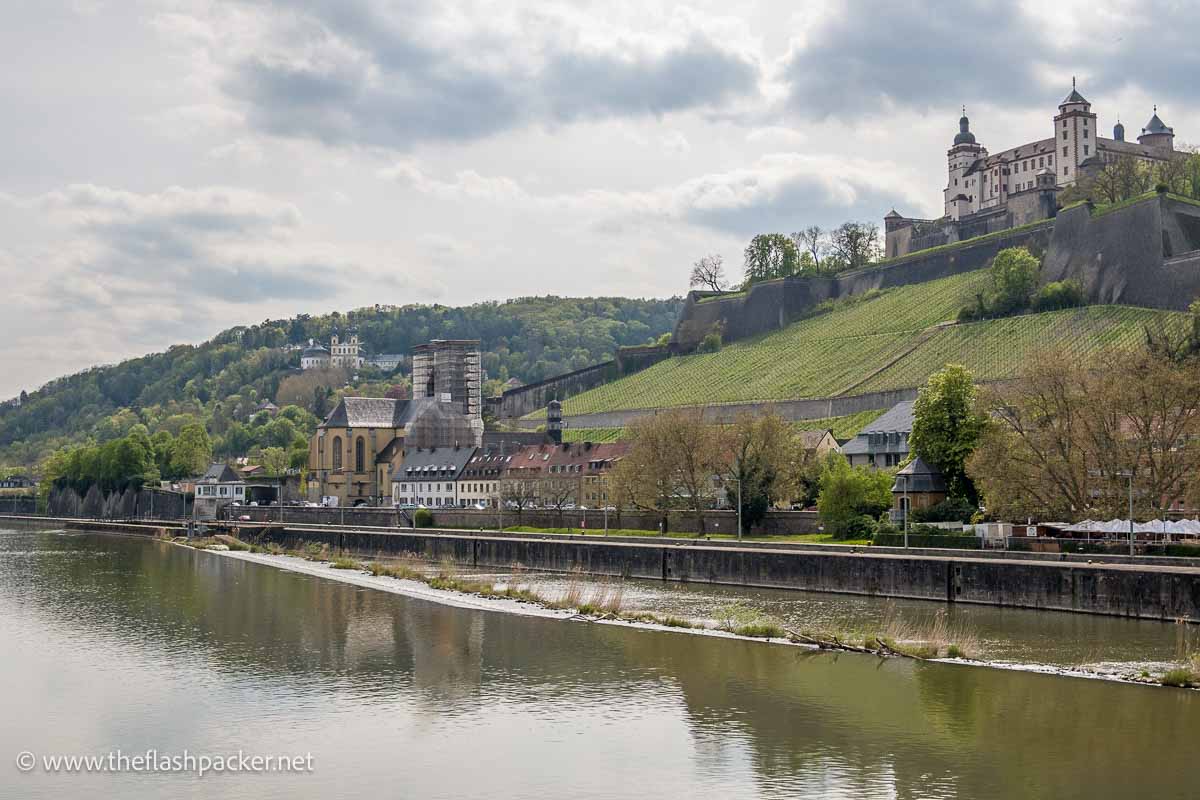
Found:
[0,296,682,469]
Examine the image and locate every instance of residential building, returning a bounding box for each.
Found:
[799,429,840,457]
[886,82,1184,258]
[500,441,628,509]
[365,353,404,371]
[842,401,914,468]
[252,400,279,418]
[0,474,35,490]
[457,446,519,508]
[193,463,246,520]
[391,446,476,508]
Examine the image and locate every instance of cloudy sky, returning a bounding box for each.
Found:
[1,0,1196,397]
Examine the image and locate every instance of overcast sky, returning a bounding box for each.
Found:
[1,0,1196,398]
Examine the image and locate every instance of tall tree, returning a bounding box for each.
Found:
[720,412,807,529]
[170,421,212,478]
[968,347,1200,520]
[742,234,800,286]
[908,365,987,503]
[610,410,723,533]
[791,226,824,271]
[827,222,880,271]
[689,254,727,293]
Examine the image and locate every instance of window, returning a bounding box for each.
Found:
[332,437,342,471]
[355,437,365,473]
[1048,155,1053,164]
[1062,131,1068,140]
[1064,166,1069,176]
[1083,145,1089,156]
[1063,147,1068,156]
[1039,157,1044,167]
[1083,129,1089,139]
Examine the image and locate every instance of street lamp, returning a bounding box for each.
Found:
[900,473,910,549]
[1117,470,1135,556]
[727,477,743,541]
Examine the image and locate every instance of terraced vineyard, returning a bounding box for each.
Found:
[541,270,1186,417]
[543,269,988,416]
[793,409,886,440]
[854,305,1186,393]
[562,427,625,443]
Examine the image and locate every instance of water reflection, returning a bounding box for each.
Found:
[0,528,1195,800]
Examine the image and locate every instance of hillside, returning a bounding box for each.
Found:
[536,270,1185,418]
[0,296,682,466]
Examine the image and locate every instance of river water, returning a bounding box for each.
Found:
[1,527,1196,799]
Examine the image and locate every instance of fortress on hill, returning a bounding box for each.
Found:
[492,83,1200,424]
[885,82,1182,259]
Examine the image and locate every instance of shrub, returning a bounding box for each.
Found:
[413,508,433,528]
[986,247,1040,316]
[911,496,977,524]
[874,513,899,536]
[843,514,878,540]
[817,456,893,538]
[1033,280,1084,312]
[698,332,722,353]
[1161,668,1196,688]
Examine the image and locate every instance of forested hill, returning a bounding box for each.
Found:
[0,296,682,467]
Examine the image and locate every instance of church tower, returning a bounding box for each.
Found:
[1052,78,1097,187]
[944,108,986,220]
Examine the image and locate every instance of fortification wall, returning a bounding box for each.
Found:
[1043,194,1200,310]
[674,222,1055,350]
[496,361,617,419]
[514,387,918,431]
[496,346,676,419]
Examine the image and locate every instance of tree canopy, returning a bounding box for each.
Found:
[908,365,986,503]
[0,295,682,468]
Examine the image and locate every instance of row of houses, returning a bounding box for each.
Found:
[390,440,629,509]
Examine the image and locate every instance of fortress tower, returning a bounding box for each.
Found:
[944,108,987,220]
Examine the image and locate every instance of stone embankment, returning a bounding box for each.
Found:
[6,514,1200,623]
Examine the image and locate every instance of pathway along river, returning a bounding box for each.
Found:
[2,526,1197,799]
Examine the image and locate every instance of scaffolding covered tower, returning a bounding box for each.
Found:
[410,339,484,442]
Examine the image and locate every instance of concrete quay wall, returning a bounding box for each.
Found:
[245,527,1200,622]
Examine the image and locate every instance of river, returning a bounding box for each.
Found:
[1,527,1196,798]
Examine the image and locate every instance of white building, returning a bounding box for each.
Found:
[300,340,331,370]
[193,463,246,520]
[456,449,511,508]
[945,82,1178,221]
[391,446,475,508]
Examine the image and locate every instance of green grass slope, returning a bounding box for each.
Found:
[546,271,1185,417]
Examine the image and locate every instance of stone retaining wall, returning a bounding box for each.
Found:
[241,527,1200,622]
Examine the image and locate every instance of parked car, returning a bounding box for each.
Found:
[237,514,251,521]
[470,502,487,510]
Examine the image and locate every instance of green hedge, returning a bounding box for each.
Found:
[872,533,980,549]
